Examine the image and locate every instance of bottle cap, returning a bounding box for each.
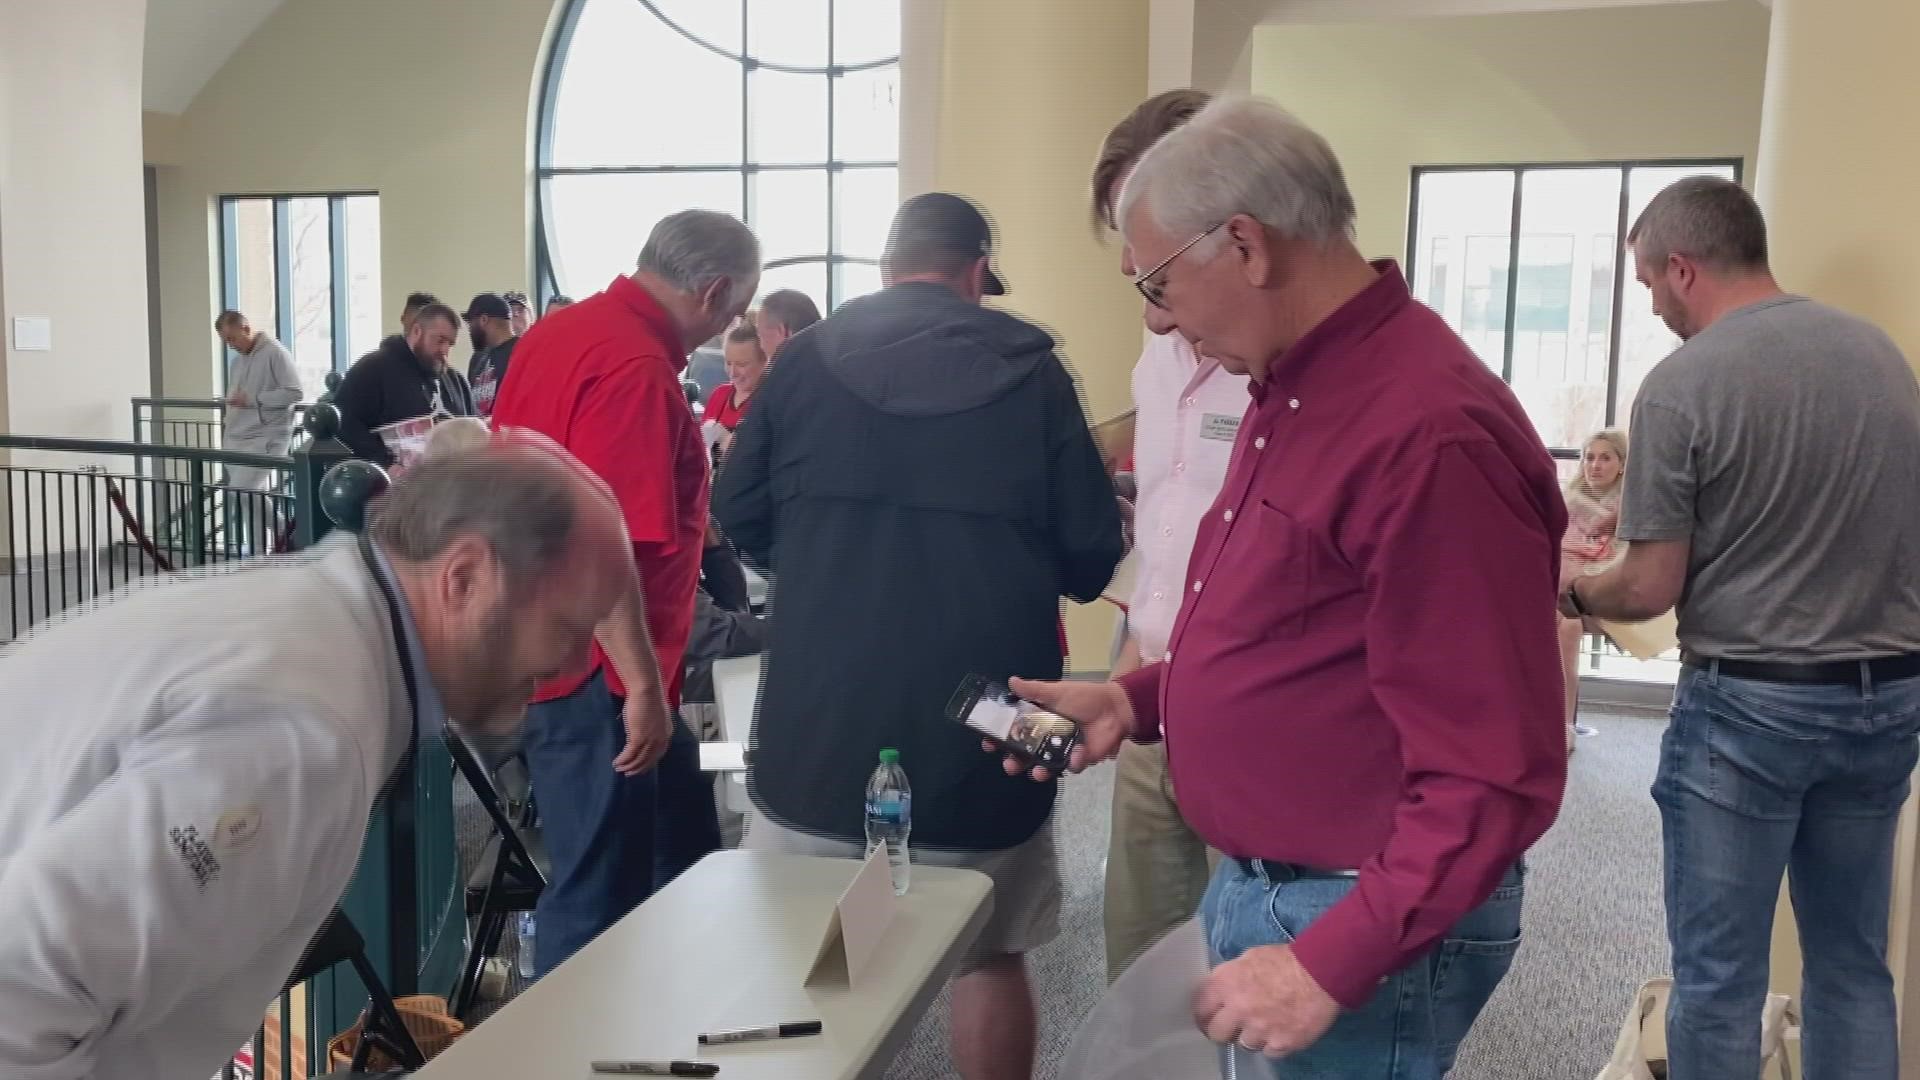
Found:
[879,748,900,765]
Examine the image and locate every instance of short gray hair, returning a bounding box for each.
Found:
[368,447,578,589]
[1628,176,1769,272]
[637,210,762,309]
[1115,95,1355,251]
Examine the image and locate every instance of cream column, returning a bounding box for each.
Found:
[1750,0,1920,1068]
[932,0,1149,671]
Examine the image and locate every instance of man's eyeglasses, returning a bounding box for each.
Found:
[1132,222,1224,310]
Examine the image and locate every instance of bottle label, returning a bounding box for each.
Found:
[866,792,911,824]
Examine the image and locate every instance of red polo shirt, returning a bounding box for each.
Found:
[703,383,750,430]
[1118,264,1566,1009]
[490,276,708,708]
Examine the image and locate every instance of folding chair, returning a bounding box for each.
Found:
[446,730,549,1018]
[288,909,427,1073]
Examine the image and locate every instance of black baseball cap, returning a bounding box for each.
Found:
[462,293,511,320]
[884,192,1007,296]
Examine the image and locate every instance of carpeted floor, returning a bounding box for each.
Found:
[456,707,1671,1079]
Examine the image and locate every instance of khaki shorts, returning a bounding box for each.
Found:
[744,809,1062,976]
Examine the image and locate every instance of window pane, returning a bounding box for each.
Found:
[749,69,829,164]
[835,0,902,66]
[343,196,383,368]
[544,172,746,298]
[1615,165,1740,426]
[751,170,829,264]
[1509,168,1621,451]
[755,260,829,318]
[836,261,882,308]
[748,0,829,67]
[1409,171,1513,372]
[284,197,335,402]
[834,65,899,162]
[228,198,277,338]
[647,0,745,52]
[549,0,743,167]
[836,167,897,260]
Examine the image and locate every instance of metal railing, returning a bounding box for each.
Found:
[1,437,297,640]
[131,396,314,463]
[0,431,459,1079]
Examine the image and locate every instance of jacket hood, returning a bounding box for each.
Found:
[809,282,1057,417]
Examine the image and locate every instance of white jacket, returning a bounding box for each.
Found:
[0,535,414,1080]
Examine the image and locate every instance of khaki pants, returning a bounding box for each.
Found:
[1103,739,1216,983]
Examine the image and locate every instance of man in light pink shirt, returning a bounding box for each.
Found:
[1091,89,1250,982]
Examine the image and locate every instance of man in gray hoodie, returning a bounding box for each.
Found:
[215,310,303,547]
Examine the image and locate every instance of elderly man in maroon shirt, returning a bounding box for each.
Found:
[1008,96,1567,1077]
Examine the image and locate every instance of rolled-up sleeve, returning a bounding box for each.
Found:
[1288,438,1567,1008]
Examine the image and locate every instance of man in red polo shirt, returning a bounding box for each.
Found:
[491,209,761,977]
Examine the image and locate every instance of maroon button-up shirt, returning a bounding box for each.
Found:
[1118,263,1567,1008]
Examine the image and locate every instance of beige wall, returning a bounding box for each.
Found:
[934,0,1149,669]
[153,0,561,399]
[1252,1,1771,262]
[1,0,152,441]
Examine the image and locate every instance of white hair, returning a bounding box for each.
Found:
[637,210,762,310]
[421,417,492,462]
[1115,95,1356,253]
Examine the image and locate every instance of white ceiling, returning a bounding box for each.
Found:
[143,0,289,114]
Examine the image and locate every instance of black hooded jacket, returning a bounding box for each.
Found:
[713,282,1124,850]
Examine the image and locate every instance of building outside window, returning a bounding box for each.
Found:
[535,0,901,321]
[1408,160,1740,685]
[218,193,382,400]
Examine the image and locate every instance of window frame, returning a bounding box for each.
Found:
[1405,157,1743,457]
[532,0,901,311]
[215,191,378,392]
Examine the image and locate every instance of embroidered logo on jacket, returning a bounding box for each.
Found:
[169,825,222,888]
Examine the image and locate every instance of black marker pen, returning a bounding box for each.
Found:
[590,1061,720,1077]
[697,1019,824,1046]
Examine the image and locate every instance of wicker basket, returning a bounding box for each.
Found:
[325,994,465,1071]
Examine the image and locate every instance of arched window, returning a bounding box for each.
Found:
[536,0,901,316]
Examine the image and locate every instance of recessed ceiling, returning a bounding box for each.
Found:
[143,0,290,114]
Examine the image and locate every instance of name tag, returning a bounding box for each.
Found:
[1200,413,1241,442]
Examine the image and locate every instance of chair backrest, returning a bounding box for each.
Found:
[444,731,546,887]
[712,653,764,743]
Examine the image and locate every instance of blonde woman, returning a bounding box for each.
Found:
[1560,430,1627,751]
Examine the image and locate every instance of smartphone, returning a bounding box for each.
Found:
[945,674,1080,772]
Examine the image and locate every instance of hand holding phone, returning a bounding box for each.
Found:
[996,677,1137,781]
[946,675,1081,772]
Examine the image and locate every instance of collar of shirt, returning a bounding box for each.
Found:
[607,275,689,367]
[365,539,449,743]
[1249,260,1410,408]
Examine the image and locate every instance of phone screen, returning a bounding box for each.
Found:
[964,681,1076,760]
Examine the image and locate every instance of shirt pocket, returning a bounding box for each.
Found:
[1190,498,1313,641]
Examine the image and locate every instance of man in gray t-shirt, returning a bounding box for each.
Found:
[1563,177,1920,1080]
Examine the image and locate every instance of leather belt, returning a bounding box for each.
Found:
[1681,650,1920,687]
[1235,857,1360,883]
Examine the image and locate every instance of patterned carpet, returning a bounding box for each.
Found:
[455,706,1673,1079]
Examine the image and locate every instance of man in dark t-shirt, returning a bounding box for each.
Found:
[463,293,520,418]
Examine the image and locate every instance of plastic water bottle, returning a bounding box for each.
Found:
[515,910,537,979]
[864,748,912,895]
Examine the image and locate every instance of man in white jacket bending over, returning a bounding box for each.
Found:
[0,437,670,1080]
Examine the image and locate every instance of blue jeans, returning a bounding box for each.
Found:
[522,670,721,978]
[1656,664,1920,1080]
[1199,858,1523,1078]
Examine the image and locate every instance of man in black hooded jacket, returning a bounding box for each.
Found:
[333,299,476,466]
[713,192,1123,1080]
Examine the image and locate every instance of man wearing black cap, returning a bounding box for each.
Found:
[463,293,520,418]
[713,192,1123,1080]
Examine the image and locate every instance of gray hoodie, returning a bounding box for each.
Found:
[224,333,302,450]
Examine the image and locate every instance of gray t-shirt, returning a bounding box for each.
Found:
[1619,295,1920,661]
